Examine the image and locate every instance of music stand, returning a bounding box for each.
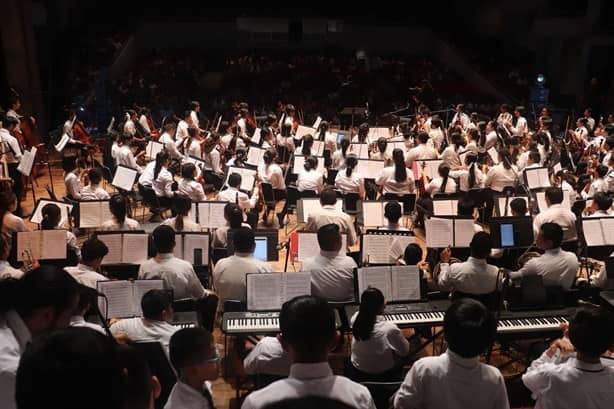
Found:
[340,107,368,128]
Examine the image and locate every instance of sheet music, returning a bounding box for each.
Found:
[247,146,266,167]
[294,125,316,140]
[98,234,123,264]
[350,144,370,159]
[357,267,392,301]
[425,217,454,248]
[16,231,40,261]
[226,167,257,191]
[97,281,135,318]
[54,133,70,152]
[390,235,417,261]
[583,219,605,246]
[553,162,562,174]
[200,202,227,229]
[173,234,183,259]
[146,140,164,159]
[297,232,347,261]
[432,200,457,216]
[31,200,73,226]
[361,235,391,264]
[601,218,614,245]
[536,191,571,211]
[133,280,165,316]
[17,146,36,176]
[41,230,69,259]
[487,147,499,164]
[368,127,391,143]
[251,128,262,145]
[356,159,386,178]
[79,201,109,228]
[183,233,209,265]
[112,166,137,191]
[497,196,528,217]
[293,155,325,174]
[122,234,148,264]
[313,116,322,130]
[390,265,421,301]
[454,219,475,247]
[362,202,385,227]
[283,272,312,302]
[525,168,550,190]
[311,140,325,156]
[247,273,282,311]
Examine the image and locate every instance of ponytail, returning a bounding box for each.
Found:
[154,150,170,180]
[392,148,407,182]
[340,139,350,157]
[172,195,192,232]
[468,163,477,189]
[500,150,512,170]
[109,194,127,224]
[352,288,384,341]
[345,156,357,177]
[439,164,450,193]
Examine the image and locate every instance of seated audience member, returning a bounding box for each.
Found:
[40,203,80,260]
[177,162,206,202]
[379,201,409,231]
[393,299,509,409]
[69,285,106,334]
[244,336,291,377]
[0,266,80,409]
[301,224,357,302]
[64,237,109,288]
[161,194,201,232]
[241,296,375,409]
[304,187,357,246]
[80,167,110,200]
[212,203,251,248]
[110,289,178,354]
[213,227,273,303]
[101,194,141,231]
[62,155,82,200]
[217,172,259,211]
[350,288,409,380]
[437,232,501,296]
[522,307,614,409]
[166,327,220,409]
[533,187,577,242]
[0,191,28,248]
[509,223,579,289]
[586,192,613,217]
[138,225,210,300]
[0,235,23,280]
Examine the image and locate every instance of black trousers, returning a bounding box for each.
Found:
[8,163,24,213]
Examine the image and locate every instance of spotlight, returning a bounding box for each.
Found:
[79,106,85,112]
[536,73,545,85]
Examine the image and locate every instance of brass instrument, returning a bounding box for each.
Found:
[21,249,36,272]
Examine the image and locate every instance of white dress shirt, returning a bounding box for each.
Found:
[177,178,206,202]
[324,131,337,152]
[1,213,27,248]
[204,149,223,175]
[297,169,324,193]
[117,145,142,172]
[0,129,22,164]
[427,129,445,151]
[0,261,23,280]
[449,168,485,192]
[509,248,579,289]
[305,205,357,246]
[211,223,251,248]
[522,351,614,409]
[123,119,136,136]
[376,166,416,195]
[301,250,357,302]
[241,362,376,409]
[405,144,438,166]
[159,132,183,160]
[69,316,106,334]
[243,336,291,376]
[213,253,274,302]
[425,177,457,194]
[335,170,365,198]
[64,263,108,289]
[584,177,609,199]
[100,216,141,231]
[185,139,202,159]
[64,172,81,199]
[217,187,259,210]
[80,184,110,200]
[276,134,295,152]
[110,317,178,354]
[258,164,286,190]
[153,167,174,198]
[164,380,214,409]
[331,150,348,169]
[452,112,471,129]
[161,216,201,232]
[138,253,207,300]
[510,116,528,137]
[190,111,200,129]
[393,350,510,409]
[440,146,461,168]
[176,120,189,141]
[138,115,151,134]
[484,131,498,150]
[111,142,121,164]
[0,310,31,409]
[438,257,501,294]
[533,204,577,242]
[484,164,518,192]
[350,314,410,374]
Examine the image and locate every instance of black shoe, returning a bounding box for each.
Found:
[276,213,284,227]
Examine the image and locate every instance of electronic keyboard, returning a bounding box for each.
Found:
[222,310,342,335]
[344,300,451,329]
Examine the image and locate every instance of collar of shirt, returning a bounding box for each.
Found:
[467,256,488,266]
[5,310,31,352]
[234,252,254,258]
[544,248,562,256]
[570,357,604,372]
[320,250,341,258]
[69,315,86,325]
[76,263,96,273]
[289,362,333,380]
[157,253,174,260]
[446,350,480,369]
[0,260,11,268]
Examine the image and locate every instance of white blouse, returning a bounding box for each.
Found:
[258,163,286,190]
[335,170,365,197]
[375,166,416,195]
[177,178,205,202]
[152,167,174,198]
[297,169,324,193]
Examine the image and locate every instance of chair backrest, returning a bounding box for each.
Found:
[343,193,361,213]
[360,381,403,409]
[130,342,176,409]
[451,290,500,310]
[299,189,318,199]
[141,186,159,207]
[261,182,276,202]
[507,275,548,311]
[286,186,299,207]
[327,168,339,185]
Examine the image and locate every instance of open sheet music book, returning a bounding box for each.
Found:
[312,116,322,130]
[195,201,227,229]
[295,125,316,141]
[16,230,67,261]
[582,218,614,247]
[251,128,262,145]
[357,159,385,177]
[30,199,73,226]
[17,146,37,176]
[361,231,416,264]
[297,198,343,224]
[552,162,562,174]
[297,232,347,261]
[535,190,571,212]
[524,167,551,190]
[224,166,257,191]
[292,155,325,174]
[145,140,164,160]
[96,232,148,264]
[412,159,443,180]
[487,147,499,164]
[79,200,113,228]
[357,265,421,302]
[97,279,164,319]
[361,201,391,227]
[384,142,407,155]
[497,195,528,217]
[425,217,475,248]
[246,272,311,311]
[54,133,70,152]
[349,143,370,159]
[432,199,459,216]
[173,232,210,265]
[112,165,138,191]
[367,127,391,143]
[246,146,266,167]
[311,140,325,156]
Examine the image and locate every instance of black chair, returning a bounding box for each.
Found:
[360,381,403,409]
[130,342,176,409]
[298,189,318,199]
[342,192,361,214]
[141,186,170,221]
[382,193,416,216]
[451,290,500,310]
[211,247,229,265]
[283,186,300,226]
[327,168,339,186]
[173,295,219,332]
[260,182,277,221]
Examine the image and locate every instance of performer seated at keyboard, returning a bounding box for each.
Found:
[301,224,357,303]
[533,187,578,245]
[80,167,110,200]
[241,296,375,409]
[64,237,109,288]
[101,194,141,231]
[213,227,273,304]
[377,201,409,231]
[304,188,357,247]
[166,327,220,409]
[522,306,614,409]
[161,194,201,232]
[138,225,213,300]
[393,299,510,409]
[508,223,579,290]
[349,288,410,382]
[244,336,291,378]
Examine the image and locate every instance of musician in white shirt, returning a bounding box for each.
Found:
[80,168,110,200]
[0,117,24,213]
[583,107,596,131]
[241,296,376,409]
[440,132,462,168]
[190,101,202,131]
[305,188,357,246]
[427,118,445,152]
[276,123,295,154]
[484,121,499,151]
[175,111,192,142]
[496,104,512,129]
[484,150,518,192]
[425,163,457,195]
[296,156,324,193]
[244,336,291,377]
[152,154,174,206]
[450,152,485,192]
[158,123,183,160]
[569,118,589,147]
[203,136,223,176]
[582,165,610,199]
[184,127,203,159]
[335,155,365,199]
[64,238,109,289]
[585,192,614,217]
[405,132,438,167]
[376,149,416,196]
[62,155,82,200]
[161,195,201,232]
[117,134,143,172]
[331,139,351,169]
[177,162,205,202]
[393,299,510,409]
[211,204,251,248]
[258,150,286,190]
[123,110,137,136]
[533,187,577,242]
[507,106,528,137]
[100,194,141,231]
[217,173,259,211]
[451,104,471,130]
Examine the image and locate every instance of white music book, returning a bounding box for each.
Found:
[525,167,551,190]
[294,125,316,140]
[173,233,210,265]
[297,232,347,261]
[312,116,322,130]
[54,133,70,152]
[582,218,614,246]
[79,200,113,228]
[432,199,458,216]
[145,140,164,160]
[367,127,391,143]
[357,265,421,302]
[112,166,138,191]
[384,141,408,155]
[425,217,474,248]
[97,233,148,264]
[362,233,416,264]
[30,199,73,226]
[535,190,571,212]
[361,201,389,227]
[246,146,267,167]
[356,159,386,177]
[97,279,164,319]
[311,140,325,156]
[17,146,36,176]
[297,198,343,224]
[196,201,227,229]
[415,159,443,179]
[487,147,499,164]
[16,230,67,261]
[349,143,370,159]
[292,155,325,174]
[497,196,528,217]
[552,162,562,174]
[251,128,262,145]
[225,166,257,191]
[247,272,311,311]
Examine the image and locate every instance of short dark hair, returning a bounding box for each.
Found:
[457,197,475,216]
[232,226,255,253]
[596,164,609,178]
[169,327,214,371]
[141,289,173,320]
[541,222,563,248]
[403,243,423,265]
[384,202,402,223]
[593,192,613,211]
[417,132,429,144]
[569,307,614,357]
[280,296,336,359]
[115,345,155,409]
[88,167,103,184]
[470,232,493,259]
[545,187,564,205]
[61,155,78,173]
[81,237,109,262]
[319,188,337,206]
[510,198,527,215]
[528,151,541,164]
[317,223,341,252]
[228,172,242,188]
[444,299,497,358]
[152,225,176,254]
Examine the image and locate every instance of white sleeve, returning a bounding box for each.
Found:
[8,137,22,160]
[393,364,423,409]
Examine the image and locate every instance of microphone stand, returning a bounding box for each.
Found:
[486,269,510,364]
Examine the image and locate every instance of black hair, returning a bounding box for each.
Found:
[281,123,292,138]
[153,150,170,181]
[605,136,614,149]
[301,134,314,156]
[403,243,423,265]
[377,137,388,155]
[596,164,609,178]
[465,152,479,189]
[568,307,614,357]
[115,345,155,409]
[182,110,191,120]
[384,201,402,223]
[593,192,613,211]
[232,226,255,253]
[340,138,350,157]
[62,155,78,173]
[263,149,276,167]
[88,168,103,185]
[392,148,407,183]
[444,298,497,358]
[320,188,337,206]
[172,194,192,232]
[224,203,243,228]
[357,123,369,143]
[169,327,214,371]
[181,162,197,180]
[545,187,564,205]
[352,288,385,341]
[470,232,493,259]
[499,149,513,170]
[303,156,318,172]
[457,197,475,216]
[438,163,451,193]
[279,295,336,359]
[345,155,357,178]
[152,225,176,254]
[417,132,429,144]
[228,172,242,188]
[450,132,463,150]
[0,191,17,217]
[540,222,563,248]
[81,237,109,262]
[528,151,541,164]
[510,197,527,215]
[317,223,341,252]
[41,203,61,230]
[190,101,200,110]
[109,194,128,224]
[141,289,173,321]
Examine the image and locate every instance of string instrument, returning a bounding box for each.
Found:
[416,161,429,197]
[17,116,48,177]
[148,117,160,139]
